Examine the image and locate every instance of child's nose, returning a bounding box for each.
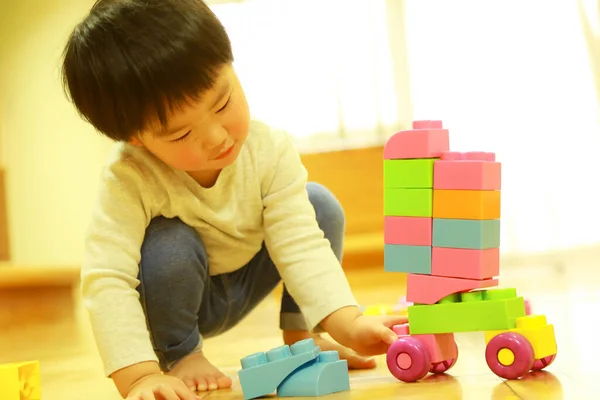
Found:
[203,125,228,149]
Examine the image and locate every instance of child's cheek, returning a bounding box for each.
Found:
[176,148,208,169]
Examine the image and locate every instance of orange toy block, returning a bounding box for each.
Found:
[433,189,500,220]
[432,247,499,279]
[383,129,449,160]
[434,152,501,190]
[392,324,457,363]
[384,216,432,246]
[406,274,499,305]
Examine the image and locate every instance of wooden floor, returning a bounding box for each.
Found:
[1,257,600,400]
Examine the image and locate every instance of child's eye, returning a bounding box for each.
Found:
[217,96,231,113]
[173,131,191,142]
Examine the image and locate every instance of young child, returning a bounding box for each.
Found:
[61,1,406,399]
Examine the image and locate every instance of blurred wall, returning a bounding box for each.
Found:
[0,0,114,266]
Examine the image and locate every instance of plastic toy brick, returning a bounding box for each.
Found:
[384,159,436,188]
[0,360,41,400]
[412,120,443,129]
[277,351,350,397]
[361,303,409,317]
[384,244,431,274]
[432,247,499,279]
[432,218,500,249]
[433,189,500,220]
[392,324,457,363]
[238,339,320,400]
[384,216,432,246]
[384,188,432,217]
[407,288,526,334]
[383,129,449,160]
[440,151,495,161]
[484,315,557,360]
[433,156,501,190]
[406,274,499,305]
[525,299,532,315]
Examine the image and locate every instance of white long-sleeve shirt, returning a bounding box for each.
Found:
[81,120,358,376]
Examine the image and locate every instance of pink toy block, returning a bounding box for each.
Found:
[383,129,449,160]
[392,324,457,363]
[384,216,432,246]
[412,120,443,129]
[434,154,501,191]
[414,333,457,363]
[393,323,410,336]
[441,151,495,161]
[525,299,532,315]
[406,274,499,305]
[432,247,499,280]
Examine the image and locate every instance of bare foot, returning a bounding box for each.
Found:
[167,351,233,392]
[283,331,377,370]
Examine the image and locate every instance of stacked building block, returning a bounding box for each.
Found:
[383,120,449,275]
[384,120,502,305]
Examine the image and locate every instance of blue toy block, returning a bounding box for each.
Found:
[238,339,320,400]
[384,244,431,274]
[432,218,500,249]
[277,351,350,397]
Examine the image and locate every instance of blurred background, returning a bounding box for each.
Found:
[0,0,599,269]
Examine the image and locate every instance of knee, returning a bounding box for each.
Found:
[140,217,208,280]
[306,182,345,229]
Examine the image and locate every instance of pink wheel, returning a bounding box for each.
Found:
[485,332,535,380]
[430,357,457,374]
[386,337,431,382]
[531,354,556,371]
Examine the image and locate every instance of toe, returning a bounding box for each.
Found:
[205,376,218,391]
[183,378,196,392]
[195,377,209,392]
[216,375,233,389]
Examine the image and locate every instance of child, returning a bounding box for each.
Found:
[61,1,406,399]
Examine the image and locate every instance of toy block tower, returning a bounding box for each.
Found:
[383,120,449,274]
[384,121,502,305]
[384,121,557,383]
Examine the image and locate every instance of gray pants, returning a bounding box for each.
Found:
[135,182,345,370]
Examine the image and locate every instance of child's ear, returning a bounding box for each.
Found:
[128,136,144,147]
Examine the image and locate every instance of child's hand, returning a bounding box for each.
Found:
[345,314,407,356]
[125,373,200,400]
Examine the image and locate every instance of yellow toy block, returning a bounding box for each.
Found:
[0,361,41,400]
[484,315,557,360]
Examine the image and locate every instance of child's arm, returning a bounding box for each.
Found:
[260,128,359,330]
[81,157,183,396]
[260,126,406,353]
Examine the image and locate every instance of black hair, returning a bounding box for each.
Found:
[61,0,233,141]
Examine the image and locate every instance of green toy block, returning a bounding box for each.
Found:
[432,218,500,249]
[407,288,525,334]
[383,159,436,189]
[384,244,431,274]
[384,189,432,217]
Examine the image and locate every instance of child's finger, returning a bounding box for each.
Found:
[377,324,398,345]
[382,315,408,328]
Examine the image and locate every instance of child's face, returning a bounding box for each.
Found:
[130,64,250,173]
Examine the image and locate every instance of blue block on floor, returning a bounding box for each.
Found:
[384,244,431,274]
[433,218,500,249]
[238,339,319,400]
[277,351,350,397]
